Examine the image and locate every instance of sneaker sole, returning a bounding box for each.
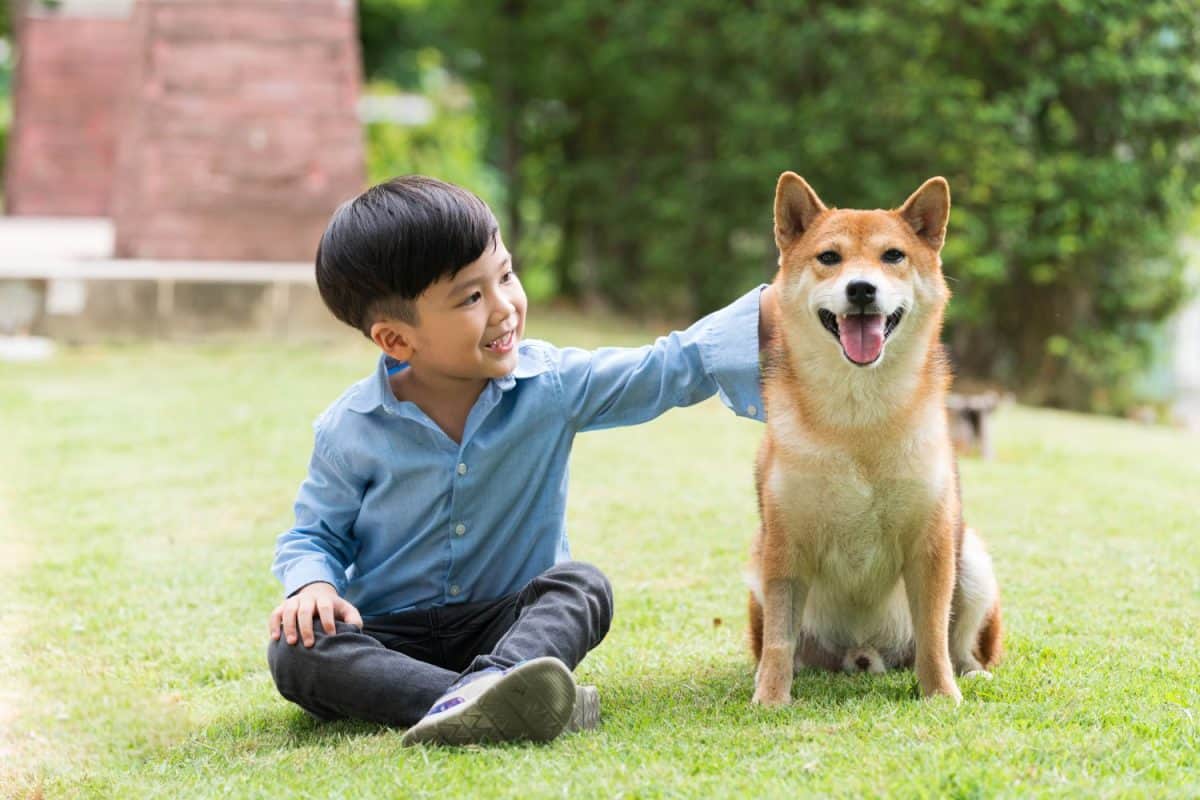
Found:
[401,657,576,746]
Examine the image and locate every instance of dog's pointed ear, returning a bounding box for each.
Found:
[898,177,951,251]
[774,172,827,251]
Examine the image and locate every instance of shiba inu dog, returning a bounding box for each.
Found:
[748,173,1002,706]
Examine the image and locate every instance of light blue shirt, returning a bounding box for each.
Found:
[273,286,766,617]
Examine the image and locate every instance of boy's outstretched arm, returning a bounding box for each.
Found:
[553,285,770,432]
[269,580,363,647]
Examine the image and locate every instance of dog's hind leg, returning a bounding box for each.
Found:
[951,527,1000,677]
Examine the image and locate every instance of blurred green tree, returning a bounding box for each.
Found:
[358,0,440,88]
[365,0,1200,412]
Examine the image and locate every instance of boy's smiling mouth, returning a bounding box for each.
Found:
[484,330,516,354]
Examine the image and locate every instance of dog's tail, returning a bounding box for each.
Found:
[975,598,1003,669]
[748,591,764,663]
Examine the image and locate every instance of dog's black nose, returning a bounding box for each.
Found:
[846,280,876,308]
[855,655,871,671]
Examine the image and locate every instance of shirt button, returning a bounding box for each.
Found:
[456,462,468,476]
[449,585,461,597]
[747,404,758,417]
[455,523,466,536]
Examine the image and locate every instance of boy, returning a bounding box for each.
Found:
[267,176,772,746]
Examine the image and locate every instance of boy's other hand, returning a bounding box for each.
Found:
[269,582,363,648]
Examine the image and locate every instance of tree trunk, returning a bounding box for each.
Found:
[497,0,523,257]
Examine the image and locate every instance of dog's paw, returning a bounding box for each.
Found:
[751,685,792,708]
[953,654,986,676]
[961,669,993,681]
[920,682,963,706]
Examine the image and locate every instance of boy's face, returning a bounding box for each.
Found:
[401,236,527,383]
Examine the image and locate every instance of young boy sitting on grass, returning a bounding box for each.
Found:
[267,176,774,746]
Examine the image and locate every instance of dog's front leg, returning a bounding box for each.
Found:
[752,577,806,707]
[904,513,961,704]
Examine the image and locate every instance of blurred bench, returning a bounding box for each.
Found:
[0,257,313,323]
[1,217,316,336]
[946,390,1003,460]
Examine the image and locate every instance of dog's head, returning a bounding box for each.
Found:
[773,173,951,368]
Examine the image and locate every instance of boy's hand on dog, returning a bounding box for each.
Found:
[269,581,363,647]
[759,285,778,351]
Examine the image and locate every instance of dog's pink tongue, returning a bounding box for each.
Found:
[839,314,885,364]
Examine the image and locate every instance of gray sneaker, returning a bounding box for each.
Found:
[565,684,600,733]
[401,657,577,747]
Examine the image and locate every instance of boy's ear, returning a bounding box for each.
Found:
[898,177,951,252]
[370,319,417,362]
[774,172,827,252]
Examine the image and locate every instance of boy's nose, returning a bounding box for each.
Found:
[490,298,517,324]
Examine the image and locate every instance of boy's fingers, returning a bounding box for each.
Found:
[282,601,300,645]
[342,603,363,628]
[268,606,282,639]
[298,599,316,647]
[334,598,363,628]
[316,600,336,636]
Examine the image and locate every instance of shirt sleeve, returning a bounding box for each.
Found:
[555,285,766,432]
[271,428,363,597]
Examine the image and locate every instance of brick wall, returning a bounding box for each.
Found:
[110,0,366,261]
[3,14,132,216]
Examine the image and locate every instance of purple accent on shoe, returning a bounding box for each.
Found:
[427,696,466,716]
[445,667,502,695]
[420,667,504,718]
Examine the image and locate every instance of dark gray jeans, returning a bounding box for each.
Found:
[267,561,613,727]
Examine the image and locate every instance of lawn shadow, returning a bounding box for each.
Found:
[597,658,921,732]
[207,703,399,751]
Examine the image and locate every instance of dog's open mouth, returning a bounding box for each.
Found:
[818,308,905,366]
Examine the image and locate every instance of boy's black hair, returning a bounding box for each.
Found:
[315,176,499,336]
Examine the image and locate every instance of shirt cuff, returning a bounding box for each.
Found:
[281,557,347,598]
[700,284,767,421]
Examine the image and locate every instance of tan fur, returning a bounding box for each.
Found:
[749,173,1003,706]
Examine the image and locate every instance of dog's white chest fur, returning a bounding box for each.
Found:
[763,399,951,648]
[771,446,934,583]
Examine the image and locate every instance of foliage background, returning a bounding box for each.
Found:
[362,0,1200,414]
[0,1,1197,411]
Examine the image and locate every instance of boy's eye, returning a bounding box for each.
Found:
[500,270,516,284]
[461,291,482,307]
[882,248,905,264]
[816,251,841,266]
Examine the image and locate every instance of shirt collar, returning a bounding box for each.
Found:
[346,345,548,415]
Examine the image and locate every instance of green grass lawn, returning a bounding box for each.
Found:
[1,313,1198,798]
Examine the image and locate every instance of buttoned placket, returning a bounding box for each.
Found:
[443,380,508,604]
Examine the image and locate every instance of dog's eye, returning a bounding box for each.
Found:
[816,251,841,266]
[882,249,905,264]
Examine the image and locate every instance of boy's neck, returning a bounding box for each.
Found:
[389,366,489,444]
